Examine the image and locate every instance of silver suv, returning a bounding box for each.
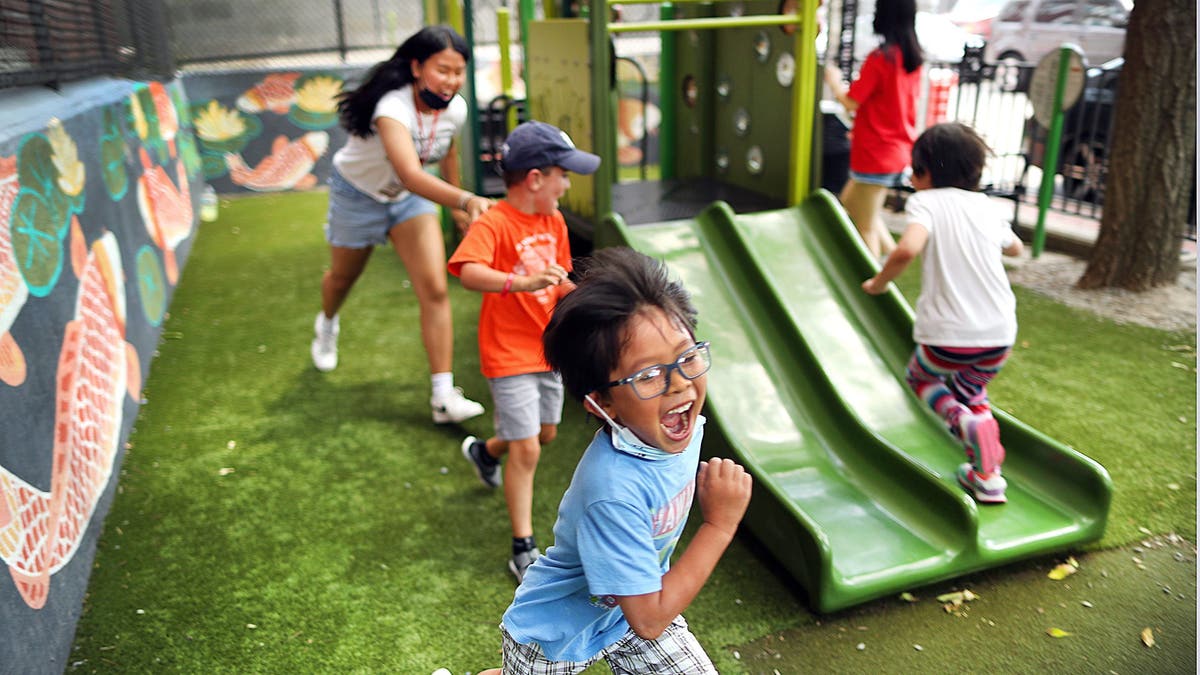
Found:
[987,0,1130,66]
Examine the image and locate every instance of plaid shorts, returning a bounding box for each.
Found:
[499,615,716,674]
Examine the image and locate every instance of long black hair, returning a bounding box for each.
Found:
[873,0,924,73]
[543,248,698,402]
[336,25,470,137]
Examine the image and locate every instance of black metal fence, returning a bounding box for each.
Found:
[0,0,174,89]
[934,48,1125,223]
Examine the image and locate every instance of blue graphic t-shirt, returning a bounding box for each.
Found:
[501,417,704,663]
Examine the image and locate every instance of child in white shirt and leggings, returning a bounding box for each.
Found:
[862,122,1024,504]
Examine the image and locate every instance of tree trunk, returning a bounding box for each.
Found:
[1077,0,1196,291]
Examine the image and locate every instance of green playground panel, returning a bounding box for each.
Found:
[596,191,1111,613]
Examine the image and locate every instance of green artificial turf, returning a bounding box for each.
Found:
[68,191,1195,673]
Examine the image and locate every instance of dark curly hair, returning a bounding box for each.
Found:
[543,248,698,402]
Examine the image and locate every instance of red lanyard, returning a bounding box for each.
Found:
[413,90,441,165]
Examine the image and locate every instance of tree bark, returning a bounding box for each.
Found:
[1077,0,1196,291]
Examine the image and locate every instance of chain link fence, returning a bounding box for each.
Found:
[1,0,530,87]
[1,0,173,90]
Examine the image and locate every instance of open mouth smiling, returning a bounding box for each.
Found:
[660,400,695,442]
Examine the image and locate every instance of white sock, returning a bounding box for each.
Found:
[431,372,454,399]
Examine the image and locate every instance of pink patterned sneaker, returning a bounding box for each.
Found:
[958,412,1005,475]
[957,463,1008,504]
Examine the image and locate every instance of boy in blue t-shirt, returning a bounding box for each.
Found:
[476,247,753,673]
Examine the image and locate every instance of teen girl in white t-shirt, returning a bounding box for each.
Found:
[311,25,490,425]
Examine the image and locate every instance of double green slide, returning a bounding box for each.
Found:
[596,191,1112,613]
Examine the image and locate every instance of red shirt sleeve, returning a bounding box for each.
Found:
[847,49,886,106]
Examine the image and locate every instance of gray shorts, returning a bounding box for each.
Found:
[324,168,438,248]
[498,616,716,674]
[488,371,564,441]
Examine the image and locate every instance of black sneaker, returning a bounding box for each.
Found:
[461,436,501,488]
[509,547,541,584]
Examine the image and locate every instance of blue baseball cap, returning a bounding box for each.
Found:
[500,121,601,174]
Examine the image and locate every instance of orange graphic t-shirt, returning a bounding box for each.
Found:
[447,200,573,379]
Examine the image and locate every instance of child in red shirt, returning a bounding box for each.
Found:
[447,121,600,582]
[824,0,924,259]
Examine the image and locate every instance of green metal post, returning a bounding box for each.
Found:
[590,0,612,217]
[659,2,676,180]
[423,0,438,23]
[461,0,482,197]
[520,0,535,46]
[787,0,819,205]
[1033,46,1072,259]
[446,0,464,35]
[497,7,518,131]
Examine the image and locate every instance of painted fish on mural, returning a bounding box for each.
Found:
[147,81,180,158]
[0,232,141,609]
[225,132,328,191]
[0,155,28,386]
[136,148,194,285]
[237,72,302,115]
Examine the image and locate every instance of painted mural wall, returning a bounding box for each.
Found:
[0,77,204,672]
[0,66,367,672]
[183,67,365,195]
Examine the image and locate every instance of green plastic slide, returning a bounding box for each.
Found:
[596,191,1112,613]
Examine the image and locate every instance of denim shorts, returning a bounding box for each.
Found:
[488,371,564,441]
[848,169,908,188]
[324,168,438,248]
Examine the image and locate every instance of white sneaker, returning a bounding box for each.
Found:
[311,312,338,372]
[431,387,484,424]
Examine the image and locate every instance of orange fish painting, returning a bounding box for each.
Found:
[147,81,180,158]
[0,154,28,387]
[0,232,141,609]
[136,148,194,285]
[225,132,328,191]
[237,72,301,115]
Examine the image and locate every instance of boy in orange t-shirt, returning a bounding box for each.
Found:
[447,121,600,583]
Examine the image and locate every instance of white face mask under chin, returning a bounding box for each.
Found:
[584,394,679,461]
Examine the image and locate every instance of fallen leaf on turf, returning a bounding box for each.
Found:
[1048,563,1077,580]
[1046,628,1071,638]
[899,592,917,602]
[1167,483,1181,490]
[1138,526,1153,536]
[1141,628,1155,647]
[1081,601,1093,608]
[936,589,978,604]
[218,467,235,476]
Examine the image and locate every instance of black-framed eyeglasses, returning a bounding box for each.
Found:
[604,341,711,400]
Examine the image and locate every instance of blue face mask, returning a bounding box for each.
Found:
[584,394,704,461]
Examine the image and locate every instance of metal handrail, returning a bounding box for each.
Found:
[608,15,802,33]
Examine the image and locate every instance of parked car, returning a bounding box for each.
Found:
[987,0,1130,67]
[1025,56,1122,203]
[944,0,1012,42]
